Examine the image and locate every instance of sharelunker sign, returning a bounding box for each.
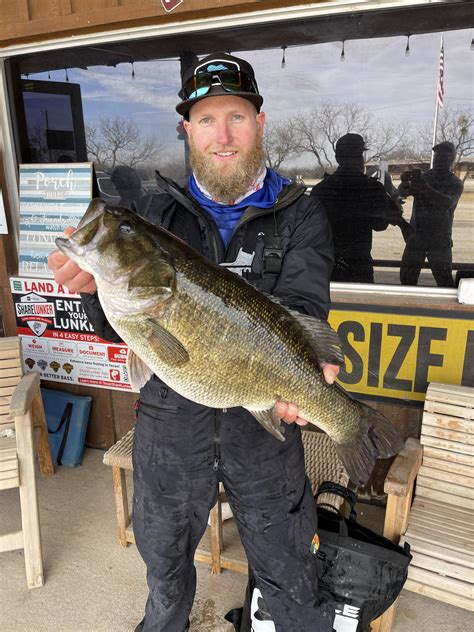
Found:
[328,306,474,404]
[11,276,132,391]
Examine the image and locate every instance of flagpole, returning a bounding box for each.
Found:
[431,33,444,167]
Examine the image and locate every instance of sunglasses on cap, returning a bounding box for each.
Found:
[181,58,259,100]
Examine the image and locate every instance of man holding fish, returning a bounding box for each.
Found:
[49,53,401,631]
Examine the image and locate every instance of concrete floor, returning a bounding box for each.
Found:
[0,448,470,632]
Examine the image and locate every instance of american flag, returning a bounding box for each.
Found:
[437,40,445,108]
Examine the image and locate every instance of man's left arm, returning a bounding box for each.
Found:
[271,196,340,424]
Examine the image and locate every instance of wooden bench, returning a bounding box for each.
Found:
[400,383,474,611]
[102,428,135,547]
[0,337,54,478]
[374,382,473,631]
[0,336,52,589]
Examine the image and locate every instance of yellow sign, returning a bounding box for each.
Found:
[328,309,474,402]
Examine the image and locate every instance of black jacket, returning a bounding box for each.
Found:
[311,167,389,264]
[398,169,463,244]
[82,175,334,345]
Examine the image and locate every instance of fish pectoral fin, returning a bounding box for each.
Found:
[247,408,286,441]
[145,319,190,367]
[126,349,154,391]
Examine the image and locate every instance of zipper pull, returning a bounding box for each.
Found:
[213,456,220,471]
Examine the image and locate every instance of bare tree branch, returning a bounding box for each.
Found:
[417,105,474,179]
[263,119,302,170]
[85,116,162,171]
[293,102,410,171]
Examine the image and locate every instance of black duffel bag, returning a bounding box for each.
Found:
[226,481,411,631]
[314,481,412,631]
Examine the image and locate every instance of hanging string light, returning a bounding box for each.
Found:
[340,41,345,62]
[131,61,136,80]
[471,33,474,50]
[405,35,411,57]
[48,71,51,79]
[65,68,69,82]
[281,45,287,69]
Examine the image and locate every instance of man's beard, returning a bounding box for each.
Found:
[188,134,265,204]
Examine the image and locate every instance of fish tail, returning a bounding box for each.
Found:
[334,402,404,487]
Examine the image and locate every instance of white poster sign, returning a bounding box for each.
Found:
[18,163,93,277]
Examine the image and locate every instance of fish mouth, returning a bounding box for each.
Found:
[55,198,105,265]
[56,198,106,253]
[55,236,85,258]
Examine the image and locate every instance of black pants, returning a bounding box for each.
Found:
[400,236,454,287]
[132,383,334,632]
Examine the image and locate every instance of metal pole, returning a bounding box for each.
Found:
[430,34,443,168]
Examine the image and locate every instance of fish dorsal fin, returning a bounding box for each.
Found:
[264,294,344,367]
[227,276,343,367]
[247,408,286,441]
[292,313,345,367]
[145,319,190,367]
[126,349,154,391]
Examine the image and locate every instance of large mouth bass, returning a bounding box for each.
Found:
[56,199,403,485]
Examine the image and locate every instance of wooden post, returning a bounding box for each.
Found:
[112,466,130,548]
[16,409,44,588]
[32,390,55,476]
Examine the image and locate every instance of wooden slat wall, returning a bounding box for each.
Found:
[0,337,22,432]
[0,0,320,46]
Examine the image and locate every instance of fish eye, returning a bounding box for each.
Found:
[119,221,133,235]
